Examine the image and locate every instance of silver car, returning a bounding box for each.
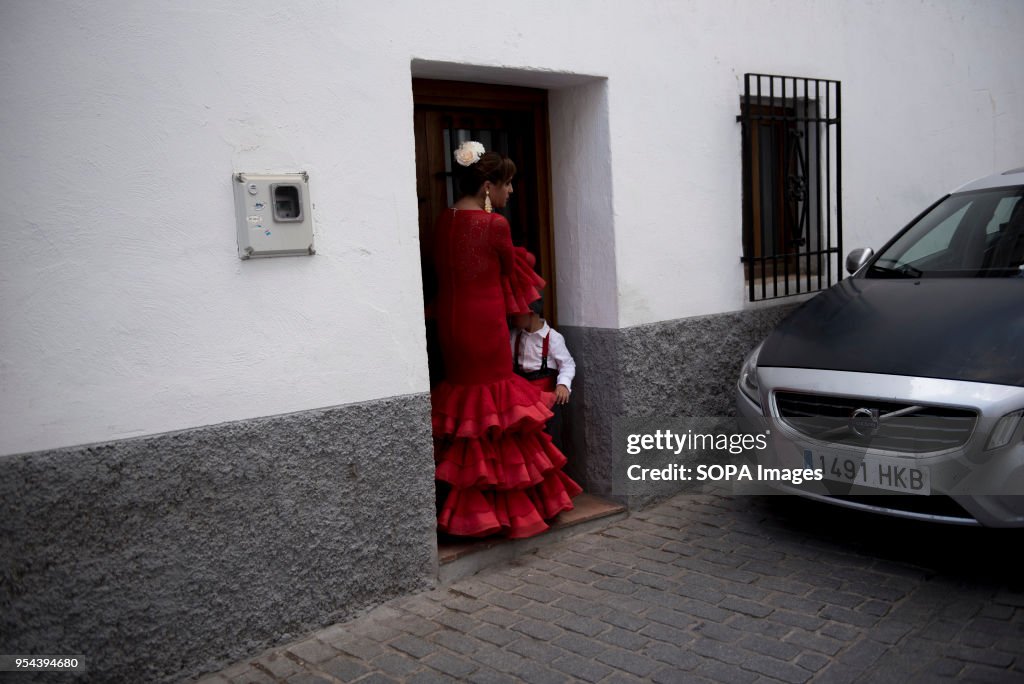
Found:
[736,166,1024,527]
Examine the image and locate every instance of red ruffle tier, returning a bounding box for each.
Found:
[437,470,582,539]
[436,425,565,490]
[431,376,555,439]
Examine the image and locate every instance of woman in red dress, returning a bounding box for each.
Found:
[431,141,582,539]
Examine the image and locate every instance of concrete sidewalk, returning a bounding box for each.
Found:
[190,494,1024,683]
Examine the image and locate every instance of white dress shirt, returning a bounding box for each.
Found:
[510,321,576,391]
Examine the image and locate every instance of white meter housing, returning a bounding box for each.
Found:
[232,172,315,259]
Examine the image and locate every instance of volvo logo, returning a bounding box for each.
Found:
[849,408,881,437]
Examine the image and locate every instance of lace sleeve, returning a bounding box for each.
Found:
[490,215,545,315]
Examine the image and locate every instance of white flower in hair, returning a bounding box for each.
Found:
[454,140,486,167]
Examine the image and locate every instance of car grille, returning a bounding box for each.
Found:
[774,391,977,453]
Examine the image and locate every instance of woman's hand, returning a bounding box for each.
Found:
[555,385,571,405]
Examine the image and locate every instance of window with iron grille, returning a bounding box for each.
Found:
[739,74,842,302]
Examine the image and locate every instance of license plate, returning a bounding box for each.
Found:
[806,450,930,495]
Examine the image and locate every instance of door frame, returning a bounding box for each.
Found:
[412,78,557,325]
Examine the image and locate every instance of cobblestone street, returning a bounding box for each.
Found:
[193,494,1024,683]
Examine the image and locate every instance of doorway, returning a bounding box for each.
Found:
[413,76,625,567]
[413,79,555,386]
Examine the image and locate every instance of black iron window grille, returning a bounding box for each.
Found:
[739,74,842,302]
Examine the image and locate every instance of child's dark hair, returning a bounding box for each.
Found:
[454,151,516,199]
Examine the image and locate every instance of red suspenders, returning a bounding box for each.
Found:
[514,330,550,373]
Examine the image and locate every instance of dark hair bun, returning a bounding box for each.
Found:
[454,151,516,199]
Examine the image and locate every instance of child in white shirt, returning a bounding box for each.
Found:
[510,299,576,406]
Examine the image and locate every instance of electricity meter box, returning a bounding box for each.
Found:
[232,172,315,259]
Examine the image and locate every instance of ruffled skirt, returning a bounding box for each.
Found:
[433,376,582,539]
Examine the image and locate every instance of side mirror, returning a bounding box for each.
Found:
[845,247,874,275]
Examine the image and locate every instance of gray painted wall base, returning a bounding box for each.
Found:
[0,394,437,683]
[561,304,798,509]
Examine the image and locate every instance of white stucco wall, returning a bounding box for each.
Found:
[2,0,1022,454]
[549,80,618,330]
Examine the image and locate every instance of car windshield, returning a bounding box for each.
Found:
[867,185,1024,278]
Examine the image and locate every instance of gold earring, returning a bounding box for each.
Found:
[484,188,493,213]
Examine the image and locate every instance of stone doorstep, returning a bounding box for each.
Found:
[437,493,627,584]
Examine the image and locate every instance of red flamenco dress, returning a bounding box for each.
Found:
[431,208,582,538]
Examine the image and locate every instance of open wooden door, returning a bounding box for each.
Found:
[413,79,555,386]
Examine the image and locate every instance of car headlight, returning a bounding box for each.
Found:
[986,409,1024,451]
[739,342,764,408]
